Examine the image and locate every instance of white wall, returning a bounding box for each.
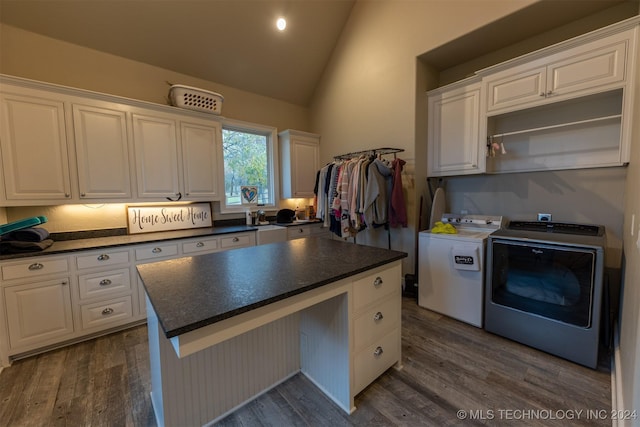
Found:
[310,0,640,421]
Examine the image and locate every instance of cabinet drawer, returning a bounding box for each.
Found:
[76,250,130,270]
[135,243,178,261]
[287,226,310,240]
[2,257,69,281]
[79,295,133,330]
[353,328,400,395]
[78,267,132,300]
[220,233,252,249]
[182,237,219,254]
[352,263,401,311]
[354,295,400,351]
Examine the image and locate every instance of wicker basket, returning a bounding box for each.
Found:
[169,84,224,115]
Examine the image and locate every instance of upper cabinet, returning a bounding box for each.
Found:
[179,119,221,200]
[132,113,181,200]
[426,18,639,177]
[279,129,320,198]
[0,75,223,206]
[73,103,132,199]
[0,90,73,202]
[484,32,629,114]
[427,78,483,177]
[132,113,221,201]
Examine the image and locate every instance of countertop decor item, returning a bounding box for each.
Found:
[126,203,212,234]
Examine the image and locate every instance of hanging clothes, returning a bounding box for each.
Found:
[390,158,408,228]
[313,148,407,240]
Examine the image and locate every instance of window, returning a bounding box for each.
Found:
[221,119,278,211]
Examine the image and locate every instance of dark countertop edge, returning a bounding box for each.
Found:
[160,253,407,338]
[0,225,259,260]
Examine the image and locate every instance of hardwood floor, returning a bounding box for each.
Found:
[0,297,612,426]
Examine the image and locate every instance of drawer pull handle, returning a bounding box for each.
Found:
[299,229,304,233]
[99,279,112,286]
[196,242,205,247]
[233,237,239,242]
[28,263,44,271]
[373,311,384,321]
[373,346,384,357]
[373,277,383,287]
[97,254,110,261]
[102,308,114,316]
[152,247,162,254]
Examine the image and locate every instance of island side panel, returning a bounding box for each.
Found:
[147,300,301,427]
[300,292,352,413]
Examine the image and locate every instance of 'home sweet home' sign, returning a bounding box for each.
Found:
[126,203,212,234]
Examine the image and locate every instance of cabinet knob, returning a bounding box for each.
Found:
[80,192,86,197]
[65,193,70,198]
[373,276,383,287]
[99,279,112,286]
[373,346,384,357]
[152,247,162,253]
[299,228,304,233]
[101,307,114,316]
[196,241,205,247]
[546,90,553,96]
[373,311,384,321]
[540,92,546,97]
[28,262,44,271]
[97,254,110,261]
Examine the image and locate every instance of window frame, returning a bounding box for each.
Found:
[220,118,280,214]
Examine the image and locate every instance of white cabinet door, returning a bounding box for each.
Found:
[180,120,220,199]
[132,113,181,200]
[485,36,628,114]
[4,278,74,350]
[73,104,132,199]
[0,92,72,202]
[427,81,483,176]
[280,130,320,198]
[485,66,547,113]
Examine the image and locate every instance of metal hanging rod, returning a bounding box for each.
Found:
[333,147,404,160]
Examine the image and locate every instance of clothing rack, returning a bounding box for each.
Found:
[333,147,404,161]
[329,147,405,249]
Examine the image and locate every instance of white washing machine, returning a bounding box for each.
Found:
[418,214,503,328]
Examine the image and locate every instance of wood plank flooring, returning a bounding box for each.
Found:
[0,297,611,426]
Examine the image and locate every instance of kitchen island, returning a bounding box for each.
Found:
[137,237,406,426]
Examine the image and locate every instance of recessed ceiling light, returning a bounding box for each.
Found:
[276,17,287,31]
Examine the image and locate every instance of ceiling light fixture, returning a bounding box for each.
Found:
[276,17,287,31]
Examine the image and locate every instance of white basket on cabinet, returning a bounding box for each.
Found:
[169,84,224,115]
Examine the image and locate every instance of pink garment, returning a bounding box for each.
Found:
[390,158,407,228]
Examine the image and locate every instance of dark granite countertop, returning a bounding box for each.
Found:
[137,237,407,338]
[0,225,258,261]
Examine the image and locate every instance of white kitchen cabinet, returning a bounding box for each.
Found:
[132,113,181,200]
[286,222,331,240]
[72,103,133,199]
[4,277,74,352]
[180,119,221,199]
[280,129,320,198]
[0,90,73,202]
[427,79,483,177]
[133,112,222,201]
[484,28,631,115]
[351,262,401,395]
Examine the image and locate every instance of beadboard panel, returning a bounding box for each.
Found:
[148,300,300,426]
[300,293,352,413]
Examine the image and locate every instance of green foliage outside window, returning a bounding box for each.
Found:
[222,129,270,205]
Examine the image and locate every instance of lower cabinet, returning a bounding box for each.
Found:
[4,278,74,352]
[0,231,256,365]
[351,262,402,395]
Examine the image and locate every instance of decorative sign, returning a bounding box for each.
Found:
[241,185,258,204]
[127,203,212,234]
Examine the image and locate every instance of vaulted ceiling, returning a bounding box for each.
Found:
[0,0,635,106]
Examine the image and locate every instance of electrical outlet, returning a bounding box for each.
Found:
[537,213,552,222]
